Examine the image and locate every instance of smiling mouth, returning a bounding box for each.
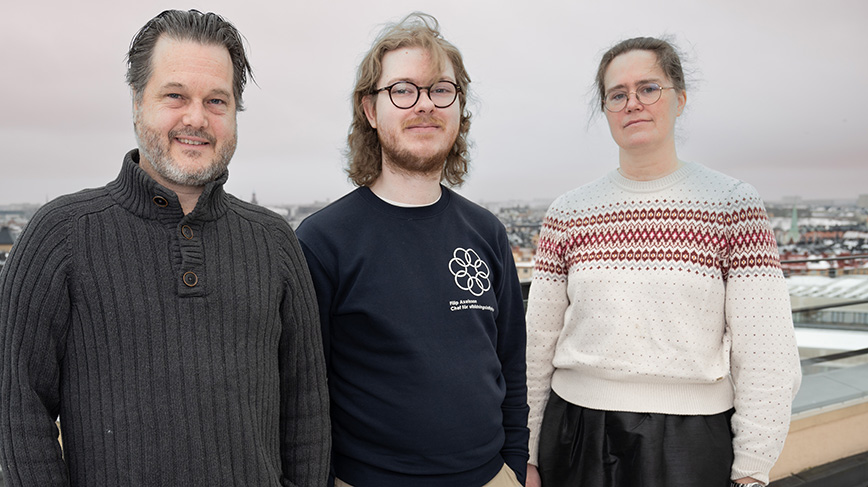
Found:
[170,129,215,148]
[176,137,209,146]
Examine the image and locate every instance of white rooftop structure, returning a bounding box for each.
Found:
[787,275,868,300]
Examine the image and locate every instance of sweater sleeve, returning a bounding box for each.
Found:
[494,232,530,484]
[296,237,333,371]
[276,227,331,487]
[524,203,571,465]
[0,207,72,486]
[722,183,801,484]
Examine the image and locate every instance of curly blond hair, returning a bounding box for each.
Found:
[346,12,472,187]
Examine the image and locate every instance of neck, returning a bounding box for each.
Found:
[138,157,205,215]
[168,185,205,215]
[369,160,443,205]
[617,139,681,181]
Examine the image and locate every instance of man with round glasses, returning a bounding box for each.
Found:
[296,11,528,487]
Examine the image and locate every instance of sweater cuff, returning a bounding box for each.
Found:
[527,429,540,466]
[732,452,773,486]
[503,453,528,485]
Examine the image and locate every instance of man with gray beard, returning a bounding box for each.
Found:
[0,10,329,487]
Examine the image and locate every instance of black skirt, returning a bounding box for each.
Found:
[537,391,734,487]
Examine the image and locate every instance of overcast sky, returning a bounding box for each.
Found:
[2,0,866,207]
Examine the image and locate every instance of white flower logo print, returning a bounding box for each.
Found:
[449,248,492,296]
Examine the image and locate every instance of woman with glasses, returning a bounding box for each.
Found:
[524,37,801,487]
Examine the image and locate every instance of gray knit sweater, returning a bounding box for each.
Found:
[0,150,330,486]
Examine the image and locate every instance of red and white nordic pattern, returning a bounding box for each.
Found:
[536,196,781,281]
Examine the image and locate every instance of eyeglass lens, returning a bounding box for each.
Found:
[389,81,458,109]
[605,83,664,112]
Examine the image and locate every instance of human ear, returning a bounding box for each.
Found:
[362,95,377,129]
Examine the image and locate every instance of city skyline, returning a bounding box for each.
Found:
[2,0,866,206]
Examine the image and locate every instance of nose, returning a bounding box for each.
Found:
[625,91,643,113]
[182,102,209,128]
[414,88,436,113]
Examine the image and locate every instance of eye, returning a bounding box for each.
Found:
[390,83,417,96]
[208,98,226,105]
[164,93,185,106]
[640,83,661,95]
[607,91,627,102]
[431,82,456,95]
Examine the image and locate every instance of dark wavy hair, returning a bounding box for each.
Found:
[346,12,472,187]
[126,9,254,111]
[594,36,686,112]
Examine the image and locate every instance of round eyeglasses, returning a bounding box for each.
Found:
[373,80,461,109]
[604,82,675,112]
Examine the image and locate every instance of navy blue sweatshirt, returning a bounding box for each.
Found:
[297,187,529,487]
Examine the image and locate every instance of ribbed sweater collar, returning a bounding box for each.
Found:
[608,161,696,193]
[106,149,231,222]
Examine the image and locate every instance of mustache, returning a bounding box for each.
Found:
[402,116,444,129]
[169,129,217,145]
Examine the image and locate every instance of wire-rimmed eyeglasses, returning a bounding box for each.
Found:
[373,80,461,109]
[604,82,675,112]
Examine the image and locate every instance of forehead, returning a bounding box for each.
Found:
[146,36,234,93]
[379,46,455,84]
[604,50,666,89]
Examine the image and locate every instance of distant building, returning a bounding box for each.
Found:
[783,207,801,244]
[0,204,42,222]
[515,261,534,282]
[780,195,803,205]
[265,206,290,220]
[0,226,16,269]
[0,226,15,254]
[0,209,26,225]
[858,194,868,209]
[512,245,536,281]
[781,251,868,278]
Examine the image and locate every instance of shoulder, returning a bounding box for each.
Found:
[686,163,760,200]
[446,189,508,236]
[681,165,769,228]
[227,195,292,227]
[725,179,763,207]
[26,186,114,233]
[223,196,316,280]
[699,165,765,208]
[225,194,301,244]
[447,189,499,220]
[296,189,368,240]
[6,187,113,271]
[545,173,613,219]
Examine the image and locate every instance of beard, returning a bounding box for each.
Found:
[378,116,457,176]
[134,109,237,187]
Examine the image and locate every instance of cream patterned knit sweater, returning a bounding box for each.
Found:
[526,162,801,484]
